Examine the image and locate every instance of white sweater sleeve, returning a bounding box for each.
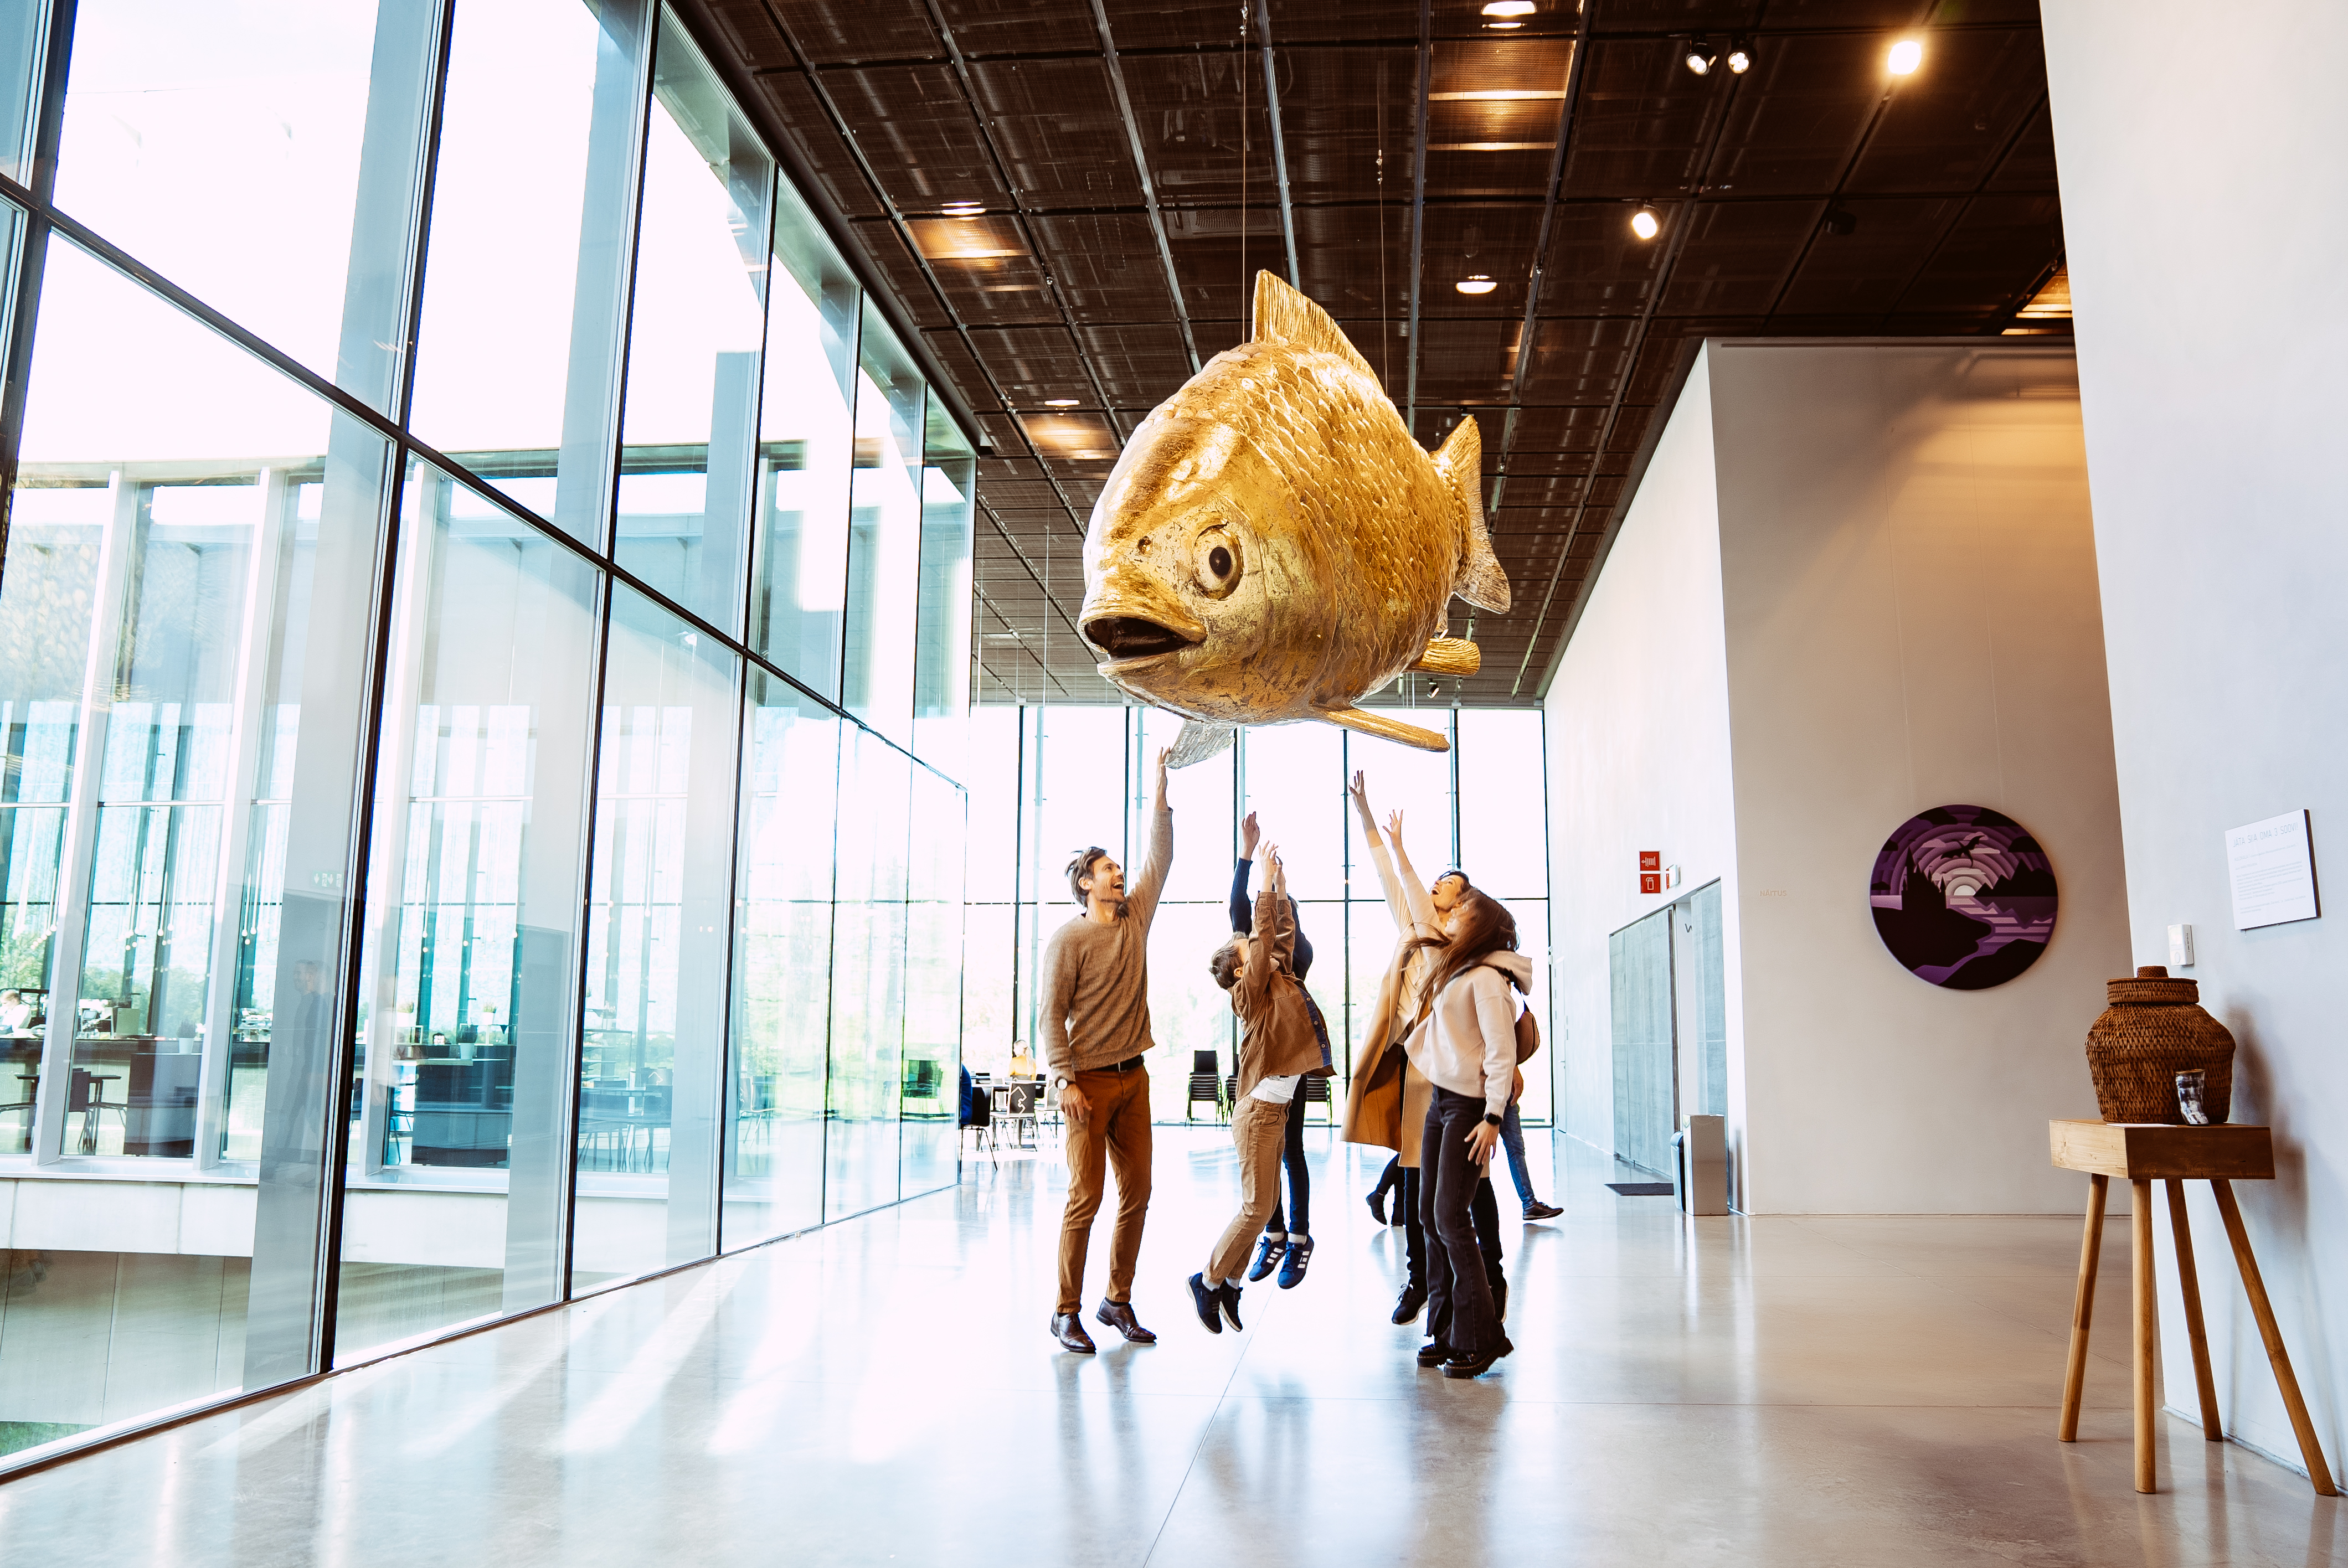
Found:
[1474,971,1517,1121]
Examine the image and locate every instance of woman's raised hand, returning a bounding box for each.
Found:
[1240,810,1260,857]
[1348,770,1377,833]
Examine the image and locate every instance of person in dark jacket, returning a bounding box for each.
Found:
[1230,812,1332,1289]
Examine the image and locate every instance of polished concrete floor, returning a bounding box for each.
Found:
[0,1129,2339,1566]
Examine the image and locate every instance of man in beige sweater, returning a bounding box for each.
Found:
[1189,845,1324,1332]
[1041,747,1172,1354]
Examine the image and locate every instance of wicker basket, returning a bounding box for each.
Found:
[2084,965,2235,1123]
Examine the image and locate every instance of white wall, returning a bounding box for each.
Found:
[1548,341,2133,1215]
[2043,0,2347,1484]
[1544,352,1740,1158]
[1713,341,2131,1214]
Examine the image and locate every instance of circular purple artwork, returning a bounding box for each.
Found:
[1868,806,2057,989]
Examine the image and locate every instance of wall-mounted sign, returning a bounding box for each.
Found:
[2226,810,2319,931]
[1639,849,1661,895]
[1639,851,1661,871]
[1868,805,2057,989]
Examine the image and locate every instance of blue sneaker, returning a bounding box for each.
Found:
[1246,1233,1286,1282]
[1276,1234,1314,1289]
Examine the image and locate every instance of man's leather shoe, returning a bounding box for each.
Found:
[1415,1339,1453,1368]
[1390,1283,1426,1325]
[1096,1298,1157,1344]
[1049,1312,1097,1353]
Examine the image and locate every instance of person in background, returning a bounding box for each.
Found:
[1425,870,1563,1222]
[1230,811,1332,1289]
[1402,888,1530,1379]
[1040,747,1174,1355]
[1191,844,1322,1332]
[0,992,32,1035]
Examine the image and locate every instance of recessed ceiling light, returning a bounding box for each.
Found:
[1455,275,1498,295]
[1630,205,1660,240]
[1887,38,1923,75]
[1481,1,1536,14]
[1726,38,1753,74]
[1684,37,1717,76]
[941,199,985,218]
[1483,19,1523,28]
[1043,398,1079,407]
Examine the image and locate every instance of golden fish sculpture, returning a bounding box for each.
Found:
[1078,271,1509,764]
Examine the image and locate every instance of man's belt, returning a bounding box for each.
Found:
[1080,1054,1148,1074]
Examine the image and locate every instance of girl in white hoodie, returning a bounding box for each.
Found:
[1401,889,1531,1378]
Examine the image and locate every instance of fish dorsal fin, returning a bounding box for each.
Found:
[1432,417,1511,613]
[1252,271,1379,386]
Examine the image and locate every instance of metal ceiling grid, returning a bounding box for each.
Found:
[682,0,2068,708]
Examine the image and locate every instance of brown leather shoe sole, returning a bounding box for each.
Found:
[1095,1299,1158,1343]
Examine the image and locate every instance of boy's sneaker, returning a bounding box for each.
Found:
[1216,1282,1245,1332]
[1246,1233,1286,1282]
[1186,1273,1222,1334]
[1523,1201,1563,1220]
[1276,1235,1314,1289]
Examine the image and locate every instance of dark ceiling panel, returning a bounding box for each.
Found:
[1561,38,1718,200]
[786,0,942,65]
[1894,193,2064,316]
[1701,31,1880,196]
[1586,0,1763,30]
[849,218,952,328]
[747,69,887,218]
[1419,202,1546,317]
[1538,202,1671,316]
[1028,213,1178,322]
[1073,322,1193,404]
[1295,204,1411,323]
[1772,197,1963,316]
[1276,47,1420,205]
[938,0,1099,55]
[1845,29,2047,194]
[1517,317,1639,404]
[823,64,1010,212]
[1657,199,1820,314]
[971,324,1090,405]
[1985,100,2059,192]
[967,58,1142,206]
[921,328,993,409]
[1119,49,1276,207]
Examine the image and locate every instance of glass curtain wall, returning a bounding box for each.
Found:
[965,706,1551,1125]
[0,0,972,1466]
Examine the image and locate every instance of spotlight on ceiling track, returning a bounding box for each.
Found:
[1455,275,1498,296]
[1630,205,1660,241]
[1726,38,1753,74]
[1887,38,1923,75]
[1684,37,1717,76]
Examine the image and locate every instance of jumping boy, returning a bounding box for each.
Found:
[1188,844,1322,1332]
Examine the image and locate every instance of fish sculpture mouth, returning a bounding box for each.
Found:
[1083,614,1202,665]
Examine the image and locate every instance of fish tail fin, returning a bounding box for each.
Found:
[1433,418,1511,613]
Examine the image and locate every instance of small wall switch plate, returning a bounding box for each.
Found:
[1664,865,1682,889]
[2167,923,2194,967]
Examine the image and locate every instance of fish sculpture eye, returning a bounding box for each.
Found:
[1193,529,1242,597]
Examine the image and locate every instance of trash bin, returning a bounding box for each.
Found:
[1673,1113,1728,1215]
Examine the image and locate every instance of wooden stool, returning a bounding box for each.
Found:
[2050,1120,2337,1496]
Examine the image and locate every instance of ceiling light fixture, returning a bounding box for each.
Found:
[1484,19,1523,28]
[1456,275,1498,295]
[1726,38,1753,74]
[1480,0,1536,14]
[1630,204,1660,240]
[941,199,985,218]
[1887,38,1923,75]
[1043,398,1079,407]
[1684,37,1717,76]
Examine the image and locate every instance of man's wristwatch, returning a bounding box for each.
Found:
[1482,1112,1502,1128]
